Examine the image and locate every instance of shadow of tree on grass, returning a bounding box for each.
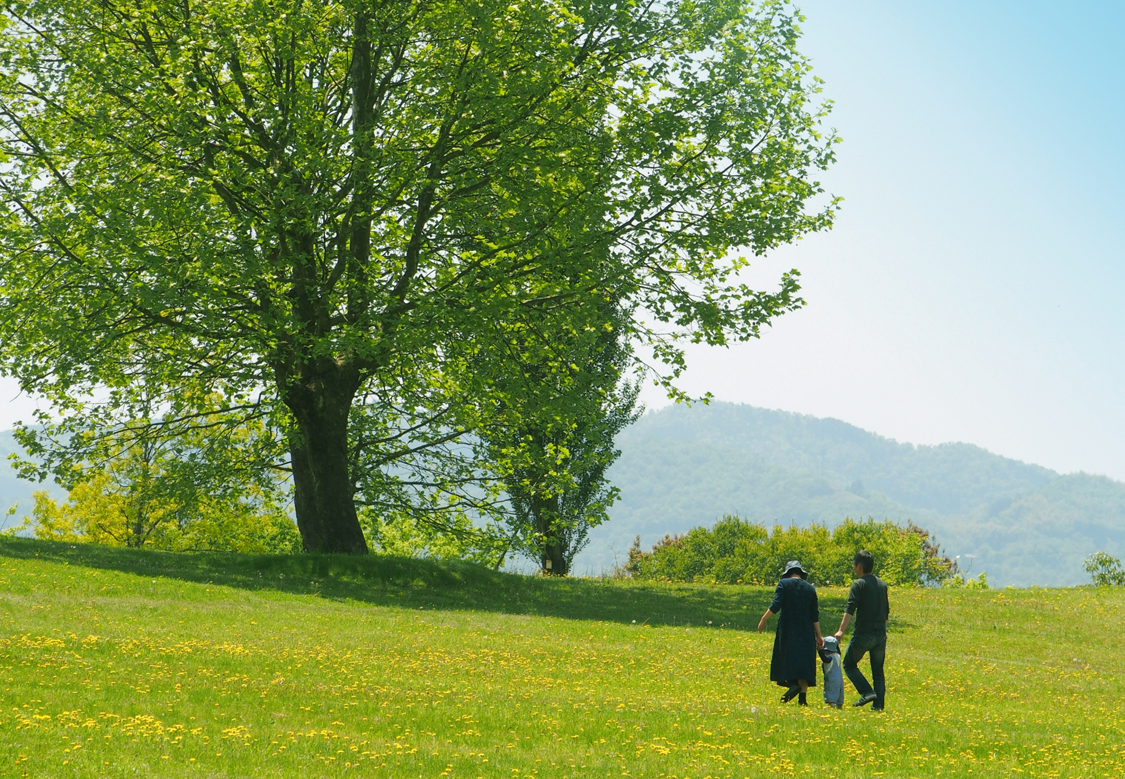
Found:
[0,536,853,633]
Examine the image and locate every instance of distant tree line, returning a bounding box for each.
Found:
[620,515,960,587]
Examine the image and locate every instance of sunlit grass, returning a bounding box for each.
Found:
[1,536,1122,777]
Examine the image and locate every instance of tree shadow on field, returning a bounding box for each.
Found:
[0,536,850,633]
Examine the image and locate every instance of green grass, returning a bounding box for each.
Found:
[1,536,1123,778]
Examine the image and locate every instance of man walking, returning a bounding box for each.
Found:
[833,550,889,710]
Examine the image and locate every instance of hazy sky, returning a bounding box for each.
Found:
[2,0,1123,481]
[637,0,1125,481]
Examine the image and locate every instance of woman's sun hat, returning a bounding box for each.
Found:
[782,560,808,579]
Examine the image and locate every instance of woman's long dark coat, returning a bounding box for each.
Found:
[768,576,820,686]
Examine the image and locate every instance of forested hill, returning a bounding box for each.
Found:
[575,402,1125,587]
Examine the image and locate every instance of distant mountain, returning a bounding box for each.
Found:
[934,473,1125,587]
[573,403,1125,587]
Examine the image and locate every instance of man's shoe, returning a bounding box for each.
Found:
[781,685,801,703]
[852,692,878,707]
[872,707,885,713]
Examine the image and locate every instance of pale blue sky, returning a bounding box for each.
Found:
[2,1,1123,480]
[640,0,1125,480]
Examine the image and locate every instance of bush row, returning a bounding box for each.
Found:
[621,515,959,587]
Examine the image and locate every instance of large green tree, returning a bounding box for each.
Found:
[0,0,836,552]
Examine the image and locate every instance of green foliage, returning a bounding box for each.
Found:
[0,502,15,533]
[485,303,642,575]
[12,479,301,555]
[0,0,836,552]
[1083,552,1125,586]
[942,571,990,590]
[360,506,502,567]
[624,515,959,587]
[6,402,299,554]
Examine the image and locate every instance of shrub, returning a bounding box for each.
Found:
[624,515,961,587]
[14,485,301,554]
[1083,552,1125,586]
[944,571,989,589]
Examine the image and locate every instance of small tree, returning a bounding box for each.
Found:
[10,395,298,552]
[1084,552,1125,586]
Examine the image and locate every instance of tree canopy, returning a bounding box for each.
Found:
[0,0,836,552]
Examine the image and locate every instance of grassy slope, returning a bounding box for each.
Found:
[2,538,1123,778]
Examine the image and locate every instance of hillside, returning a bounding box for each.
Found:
[625,403,1056,514]
[939,473,1125,586]
[2,538,1124,778]
[575,403,1125,587]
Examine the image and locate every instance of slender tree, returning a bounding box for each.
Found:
[0,0,837,552]
[484,300,641,575]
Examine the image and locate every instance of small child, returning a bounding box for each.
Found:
[820,636,844,708]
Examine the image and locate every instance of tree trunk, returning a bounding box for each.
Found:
[285,368,369,555]
[543,538,568,576]
[533,495,568,575]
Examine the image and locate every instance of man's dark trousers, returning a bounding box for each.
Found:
[843,632,886,709]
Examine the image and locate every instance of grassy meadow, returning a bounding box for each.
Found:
[1,536,1123,778]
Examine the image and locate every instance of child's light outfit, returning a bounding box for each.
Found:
[820,636,844,708]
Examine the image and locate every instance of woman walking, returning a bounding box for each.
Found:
[757,560,824,705]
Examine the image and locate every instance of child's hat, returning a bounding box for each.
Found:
[822,636,840,653]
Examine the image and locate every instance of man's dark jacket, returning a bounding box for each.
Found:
[845,574,889,635]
